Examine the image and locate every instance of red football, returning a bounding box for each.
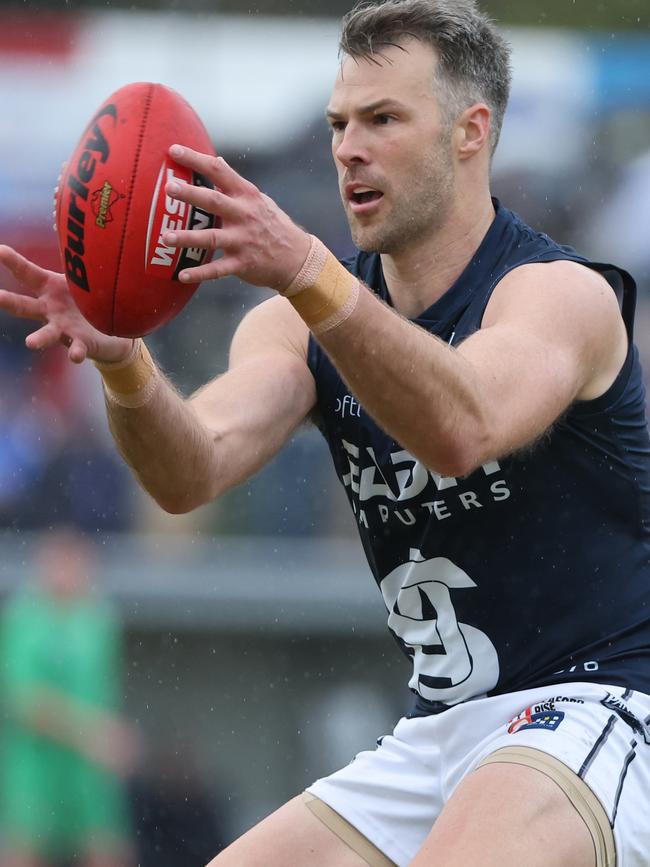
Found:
[55,82,216,337]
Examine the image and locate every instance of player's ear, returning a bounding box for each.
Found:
[455,103,491,160]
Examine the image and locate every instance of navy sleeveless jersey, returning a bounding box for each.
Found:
[307,199,650,716]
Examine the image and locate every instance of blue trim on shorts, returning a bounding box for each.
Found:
[579,715,618,779]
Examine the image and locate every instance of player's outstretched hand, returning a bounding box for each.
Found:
[0,245,132,364]
[162,144,312,290]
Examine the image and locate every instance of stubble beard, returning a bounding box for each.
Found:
[346,139,455,255]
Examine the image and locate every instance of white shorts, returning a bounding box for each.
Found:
[306,682,650,866]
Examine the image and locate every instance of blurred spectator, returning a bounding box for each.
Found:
[130,746,230,867]
[0,307,135,533]
[0,527,138,867]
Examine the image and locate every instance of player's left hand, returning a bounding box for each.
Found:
[162,145,311,291]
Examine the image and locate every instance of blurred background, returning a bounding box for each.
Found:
[0,0,649,863]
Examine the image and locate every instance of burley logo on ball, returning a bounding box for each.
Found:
[60,103,118,293]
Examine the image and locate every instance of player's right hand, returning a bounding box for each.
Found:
[0,245,132,364]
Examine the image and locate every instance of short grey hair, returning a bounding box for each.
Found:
[339,0,512,154]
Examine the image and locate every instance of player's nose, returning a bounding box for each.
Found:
[333,122,371,168]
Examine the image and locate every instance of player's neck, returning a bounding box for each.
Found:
[380,192,495,319]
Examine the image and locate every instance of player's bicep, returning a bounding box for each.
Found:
[189,296,316,490]
[457,324,579,456]
[456,261,628,460]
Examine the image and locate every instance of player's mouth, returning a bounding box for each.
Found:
[346,184,385,215]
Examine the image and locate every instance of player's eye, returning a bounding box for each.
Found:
[374,113,395,125]
[329,120,346,133]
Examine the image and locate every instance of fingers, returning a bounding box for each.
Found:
[25,322,61,352]
[165,178,238,220]
[163,226,220,251]
[169,145,253,196]
[26,324,88,360]
[1,286,89,362]
[176,256,240,284]
[68,337,89,364]
[0,245,48,294]
[0,289,45,320]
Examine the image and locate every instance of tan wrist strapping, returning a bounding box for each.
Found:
[94,339,159,408]
[283,235,360,335]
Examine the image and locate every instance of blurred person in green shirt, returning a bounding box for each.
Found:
[0,527,138,867]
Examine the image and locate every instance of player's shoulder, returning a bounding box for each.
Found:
[507,257,613,288]
[484,258,628,401]
[485,259,622,328]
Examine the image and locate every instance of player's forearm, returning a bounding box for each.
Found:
[104,372,222,513]
[95,342,225,512]
[316,286,490,476]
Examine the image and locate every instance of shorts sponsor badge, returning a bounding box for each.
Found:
[507,708,565,734]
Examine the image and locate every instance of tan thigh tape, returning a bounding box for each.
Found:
[302,792,396,867]
[479,746,616,867]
